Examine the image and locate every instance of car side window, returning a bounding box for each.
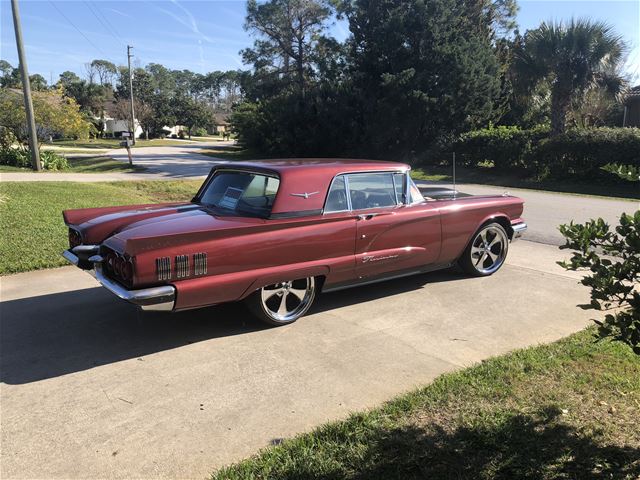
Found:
[347,173,397,210]
[324,175,349,213]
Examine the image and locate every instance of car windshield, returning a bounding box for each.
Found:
[198,170,280,218]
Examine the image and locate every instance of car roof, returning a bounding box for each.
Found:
[225,158,409,175]
[208,158,411,215]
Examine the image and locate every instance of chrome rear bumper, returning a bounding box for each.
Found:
[62,250,176,311]
[511,222,527,241]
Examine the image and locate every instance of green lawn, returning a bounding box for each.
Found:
[212,328,640,479]
[0,156,145,173]
[411,165,640,200]
[199,145,263,161]
[0,180,201,274]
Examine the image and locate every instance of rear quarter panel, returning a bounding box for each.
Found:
[436,195,524,264]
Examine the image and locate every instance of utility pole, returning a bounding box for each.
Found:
[10,0,41,171]
[127,45,136,145]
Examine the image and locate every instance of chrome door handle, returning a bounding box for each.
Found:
[357,213,380,220]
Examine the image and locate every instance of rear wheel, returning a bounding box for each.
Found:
[245,277,316,326]
[459,223,509,277]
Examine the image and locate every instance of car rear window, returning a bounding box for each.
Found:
[198,170,280,218]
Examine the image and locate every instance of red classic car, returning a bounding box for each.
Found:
[62,159,526,325]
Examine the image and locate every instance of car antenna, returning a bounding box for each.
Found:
[452,151,456,198]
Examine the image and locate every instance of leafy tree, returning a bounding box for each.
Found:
[339,0,505,157]
[243,0,331,95]
[0,63,21,89]
[90,59,117,86]
[29,74,48,91]
[58,71,81,87]
[174,95,212,138]
[0,88,92,141]
[517,19,626,134]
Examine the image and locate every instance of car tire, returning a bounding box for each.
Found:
[245,276,316,326]
[458,222,509,277]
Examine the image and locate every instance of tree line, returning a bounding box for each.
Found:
[232,0,630,159]
[0,58,243,139]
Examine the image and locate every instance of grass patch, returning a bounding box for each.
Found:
[199,145,264,161]
[411,165,639,200]
[212,328,640,479]
[0,180,201,274]
[66,156,146,173]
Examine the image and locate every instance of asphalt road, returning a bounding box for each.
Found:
[416,181,639,246]
[1,241,591,479]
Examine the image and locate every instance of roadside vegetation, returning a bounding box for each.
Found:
[212,328,640,479]
[0,155,145,173]
[0,180,200,274]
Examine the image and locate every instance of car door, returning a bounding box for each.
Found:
[347,172,441,279]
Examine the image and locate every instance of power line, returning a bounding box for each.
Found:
[48,0,115,63]
[91,1,127,44]
[84,1,126,48]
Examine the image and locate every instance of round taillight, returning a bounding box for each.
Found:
[115,256,124,277]
[121,259,133,282]
[106,252,116,270]
[68,229,82,248]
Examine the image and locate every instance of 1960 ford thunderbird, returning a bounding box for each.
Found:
[62,159,526,325]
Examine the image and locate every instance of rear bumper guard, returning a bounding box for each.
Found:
[511,222,527,241]
[62,250,175,311]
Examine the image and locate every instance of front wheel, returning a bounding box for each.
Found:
[245,277,316,326]
[458,223,509,277]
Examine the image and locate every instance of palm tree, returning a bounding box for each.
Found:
[518,19,626,134]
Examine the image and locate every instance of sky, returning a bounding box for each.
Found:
[1,0,639,84]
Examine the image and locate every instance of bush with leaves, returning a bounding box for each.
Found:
[39,150,69,170]
[453,125,549,169]
[559,210,640,354]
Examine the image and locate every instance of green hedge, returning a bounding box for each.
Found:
[450,126,640,179]
[454,125,549,170]
[536,128,640,178]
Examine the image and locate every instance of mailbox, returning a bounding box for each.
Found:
[120,138,133,148]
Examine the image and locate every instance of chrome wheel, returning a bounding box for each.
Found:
[469,225,508,275]
[259,277,316,324]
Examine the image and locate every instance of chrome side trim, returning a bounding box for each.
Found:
[62,249,79,266]
[156,256,171,281]
[94,264,175,311]
[194,252,207,276]
[511,222,527,241]
[176,254,190,279]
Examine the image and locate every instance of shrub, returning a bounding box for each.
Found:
[450,126,640,180]
[0,146,30,168]
[536,128,640,178]
[453,125,549,169]
[193,127,208,137]
[559,211,640,354]
[0,145,69,171]
[39,150,69,171]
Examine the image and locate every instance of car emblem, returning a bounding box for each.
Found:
[290,191,319,199]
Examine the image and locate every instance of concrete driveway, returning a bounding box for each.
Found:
[0,241,592,479]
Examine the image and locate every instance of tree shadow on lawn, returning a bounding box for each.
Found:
[287,407,640,480]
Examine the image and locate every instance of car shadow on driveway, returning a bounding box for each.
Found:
[0,269,466,385]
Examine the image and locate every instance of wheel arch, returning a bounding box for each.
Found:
[238,266,330,300]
